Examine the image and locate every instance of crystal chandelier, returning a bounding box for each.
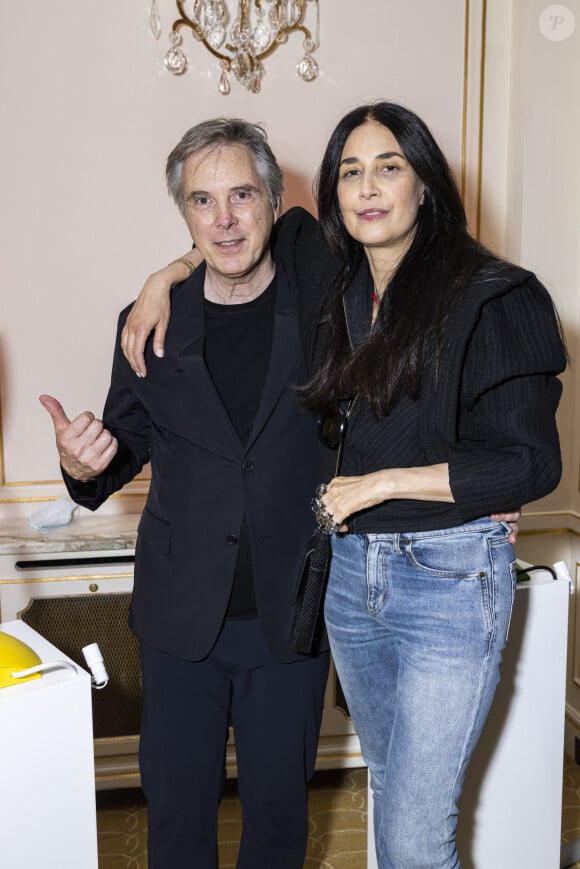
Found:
[149,1,320,94]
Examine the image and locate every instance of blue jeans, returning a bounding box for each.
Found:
[324,519,516,868]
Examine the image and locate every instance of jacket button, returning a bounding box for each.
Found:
[226,535,238,545]
[242,460,254,472]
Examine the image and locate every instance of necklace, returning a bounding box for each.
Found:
[373,289,380,304]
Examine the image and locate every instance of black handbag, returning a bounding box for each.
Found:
[293,528,332,654]
[293,397,358,655]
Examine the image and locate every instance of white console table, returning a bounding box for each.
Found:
[0,514,362,789]
[0,515,142,789]
[0,620,98,869]
[367,566,569,869]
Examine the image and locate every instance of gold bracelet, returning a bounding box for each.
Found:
[169,257,196,276]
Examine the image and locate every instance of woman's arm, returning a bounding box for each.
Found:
[321,467,521,541]
[322,463,453,526]
[121,250,201,377]
[122,208,330,376]
[445,278,566,521]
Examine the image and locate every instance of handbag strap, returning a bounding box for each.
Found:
[334,395,358,477]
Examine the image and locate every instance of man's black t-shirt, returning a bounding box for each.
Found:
[203,276,277,619]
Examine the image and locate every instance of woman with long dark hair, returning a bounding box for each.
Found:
[121,103,566,867]
[298,102,566,867]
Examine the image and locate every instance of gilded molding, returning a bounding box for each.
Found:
[573,562,580,689]
[0,390,4,488]
[0,572,134,586]
[461,0,470,200]
[476,0,487,238]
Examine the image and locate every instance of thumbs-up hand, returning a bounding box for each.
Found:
[39,394,118,481]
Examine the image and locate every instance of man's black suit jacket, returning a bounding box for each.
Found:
[64,208,338,663]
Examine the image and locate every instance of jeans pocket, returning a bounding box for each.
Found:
[407,535,487,580]
[405,532,502,644]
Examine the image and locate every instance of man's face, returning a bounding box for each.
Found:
[181,144,279,286]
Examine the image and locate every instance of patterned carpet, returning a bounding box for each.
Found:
[98,756,580,867]
[96,767,368,868]
[562,755,580,869]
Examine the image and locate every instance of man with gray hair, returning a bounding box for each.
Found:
[40,118,331,868]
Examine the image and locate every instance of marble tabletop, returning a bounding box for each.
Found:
[0,514,140,556]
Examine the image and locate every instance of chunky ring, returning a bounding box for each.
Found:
[312,482,340,533]
[315,506,340,535]
[320,516,340,535]
[311,484,326,514]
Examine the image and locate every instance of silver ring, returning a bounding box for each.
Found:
[312,483,339,533]
[320,517,340,535]
[315,506,340,535]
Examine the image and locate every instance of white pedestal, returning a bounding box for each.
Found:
[367,568,569,868]
[0,621,98,869]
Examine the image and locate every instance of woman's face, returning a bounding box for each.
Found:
[337,120,425,260]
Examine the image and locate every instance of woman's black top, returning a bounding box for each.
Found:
[271,208,567,536]
[315,254,566,533]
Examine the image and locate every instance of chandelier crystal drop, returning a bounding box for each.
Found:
[149,0,163,39]
[164,30,188,74]
[157,1,321,94]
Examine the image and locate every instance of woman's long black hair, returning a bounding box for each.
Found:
[299,102,500,418]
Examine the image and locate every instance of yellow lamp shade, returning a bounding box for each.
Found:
[0,631,42,688]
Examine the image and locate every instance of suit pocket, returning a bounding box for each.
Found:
[138,507,172,555]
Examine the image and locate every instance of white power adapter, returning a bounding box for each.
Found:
[553,560,573,594]
[82,643,109,689]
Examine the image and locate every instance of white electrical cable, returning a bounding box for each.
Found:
[11,660,78,679]
[9,643,110,688]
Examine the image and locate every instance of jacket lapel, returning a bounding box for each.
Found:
[246,265,302,450]
[142,264,243,457]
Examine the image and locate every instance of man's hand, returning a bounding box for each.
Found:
[39,394,118,482]
[491,510,521,545]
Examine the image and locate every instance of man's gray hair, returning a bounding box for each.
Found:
[166,118,284,216]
